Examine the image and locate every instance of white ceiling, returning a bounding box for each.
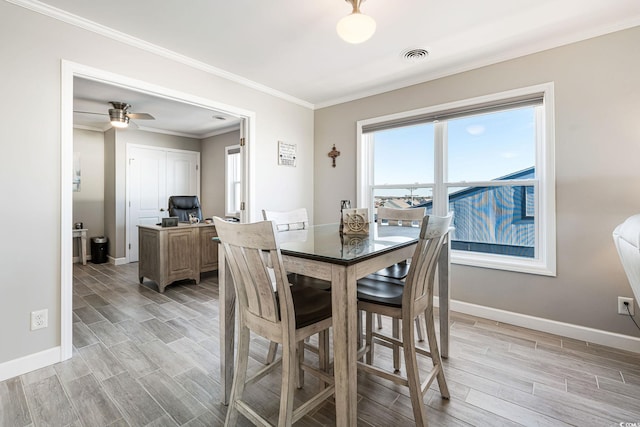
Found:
[73,78,241,138]
[35,0,640,134]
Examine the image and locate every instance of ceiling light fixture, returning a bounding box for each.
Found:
[336,0,376,44]
[109,104,130,128]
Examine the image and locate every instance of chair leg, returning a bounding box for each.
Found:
[365,311,374,365]
[266,341,278,364]
[296,341,305,389]
[278,338,297,427]
[425,308,449,399]
[357,310,363,355]
[224,324,251,427]
[415,314,426,342]
[392,318,401,373]
[402,317,429,426]
[318,329,330,389]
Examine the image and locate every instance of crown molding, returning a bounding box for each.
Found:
[200,124,241,139]
[73,123,108,132]
[134,125,206,139]
[6,0,314,110]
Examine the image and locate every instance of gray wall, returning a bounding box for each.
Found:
[0,1,313,365]
[314,26,640,337]
[201,130,241,219]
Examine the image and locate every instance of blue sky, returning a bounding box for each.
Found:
[373,107,536,189]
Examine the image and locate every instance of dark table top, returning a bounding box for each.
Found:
[278,223,420,266]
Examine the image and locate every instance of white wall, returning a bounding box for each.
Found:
[0,1,314,369]
[314,26,640,339]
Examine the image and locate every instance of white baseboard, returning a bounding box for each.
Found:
[0,347,61,382]
[442,299,640,354]
[110,256,128,266]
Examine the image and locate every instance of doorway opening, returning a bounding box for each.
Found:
[61,60,255,360]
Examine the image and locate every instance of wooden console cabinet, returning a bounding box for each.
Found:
[138,223,218,292]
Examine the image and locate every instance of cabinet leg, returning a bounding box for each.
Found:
[139,277,144,284]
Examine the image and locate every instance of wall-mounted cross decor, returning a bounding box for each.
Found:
[328,144,340,168]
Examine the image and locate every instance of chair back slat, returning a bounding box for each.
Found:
[214,218,295,327]
[377,207,426,227]
[403,214,453,315]
[262,208,309,231]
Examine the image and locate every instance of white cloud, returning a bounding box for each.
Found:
[466,124,485,136]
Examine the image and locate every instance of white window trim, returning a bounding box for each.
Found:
[357,83,556,276]
[225,144,241,218]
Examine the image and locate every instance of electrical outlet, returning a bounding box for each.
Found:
[618,297,635,316]
[31,309,48,330]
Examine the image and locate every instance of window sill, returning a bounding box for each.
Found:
[452,251,556,277]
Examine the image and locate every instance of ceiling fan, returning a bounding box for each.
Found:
[74,101,155,128]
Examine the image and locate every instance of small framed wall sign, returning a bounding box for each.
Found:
[278,141,297,167]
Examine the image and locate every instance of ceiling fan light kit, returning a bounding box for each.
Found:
[336,0,376,44]
[109,103,131,128]
[106,101,154,129]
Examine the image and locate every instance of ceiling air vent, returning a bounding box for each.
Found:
[402,48,429,63]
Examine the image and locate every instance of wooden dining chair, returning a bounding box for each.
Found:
[262,208,332,365]
[357,214,452,426]
[263,208,332,293]
[370,206,427,339]
[213,217,335,426]
[262,208,309,231]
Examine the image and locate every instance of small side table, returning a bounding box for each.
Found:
[72,228,88,265]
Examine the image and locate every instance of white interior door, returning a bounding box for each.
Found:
[127,146,200,262]
[128,146,167,263]
[167,151,200,198]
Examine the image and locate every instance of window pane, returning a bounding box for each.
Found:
[233,182,241,212]
[226,149,241,216]
[373,123,434,185]
[447,107,535,183]
[448,184,535,258]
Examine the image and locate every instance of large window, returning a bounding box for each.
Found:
[225,145,242,218]
[357,84,556,275]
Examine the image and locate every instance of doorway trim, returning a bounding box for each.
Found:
[61,60,256,360]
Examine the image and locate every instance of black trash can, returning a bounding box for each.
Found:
[91,236,108,264]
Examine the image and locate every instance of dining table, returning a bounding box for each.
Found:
[218,222,451,426]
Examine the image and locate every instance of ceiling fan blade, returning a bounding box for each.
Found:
[126,113,155,120]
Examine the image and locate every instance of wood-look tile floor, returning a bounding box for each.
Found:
[2,262,640,426]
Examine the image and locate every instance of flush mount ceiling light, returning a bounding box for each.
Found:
[336,0,376,44]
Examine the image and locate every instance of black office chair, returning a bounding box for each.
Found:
[168,196,203,222]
